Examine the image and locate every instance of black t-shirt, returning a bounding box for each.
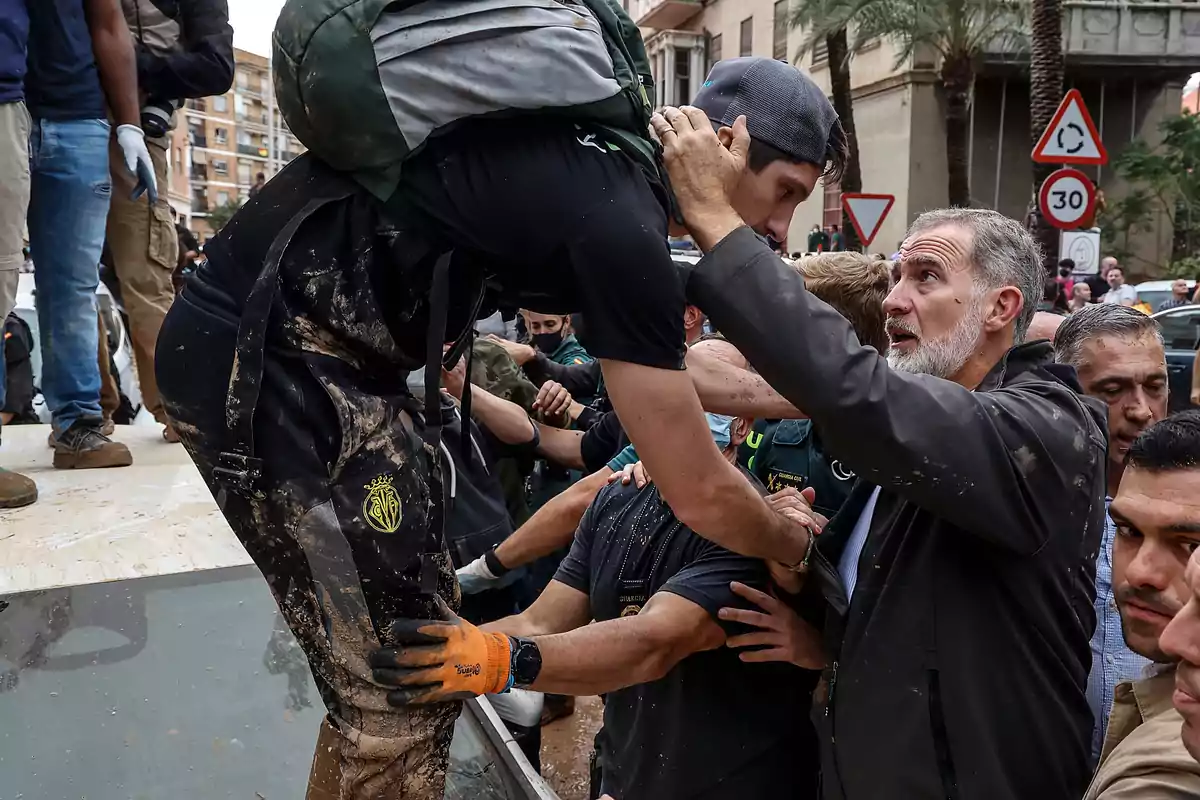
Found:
[192,118,687,376]
[554,479,819,800]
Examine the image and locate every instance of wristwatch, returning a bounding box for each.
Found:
[509,636,543,689]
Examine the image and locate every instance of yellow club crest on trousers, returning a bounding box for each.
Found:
[363,474,402,533]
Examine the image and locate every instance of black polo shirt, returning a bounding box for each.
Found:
[554,478,819,800]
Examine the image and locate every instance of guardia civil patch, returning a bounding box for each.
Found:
[363,474,402,533]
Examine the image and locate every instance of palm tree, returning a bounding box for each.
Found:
[787,2,863,249]
[1028,0,1064,272]
[824,29,865,251]
[788,0,1025,208]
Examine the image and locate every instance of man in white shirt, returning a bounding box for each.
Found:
[1102,264,1138,306]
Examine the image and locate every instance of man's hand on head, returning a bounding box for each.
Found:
[650,106,748,252]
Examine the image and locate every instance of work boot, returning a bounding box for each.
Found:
[0,467,37,508]
[51,419,133,469]
[46,415,113,448]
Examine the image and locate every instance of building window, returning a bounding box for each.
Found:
[213,127,228,145]
[709,33,722,69]
[213,159,228,175]
[236,70,248,87]
[212,95,227,113]
[238,162,252,183]
[822,178,842,232]
[773,1,789,60]
[813,37,828,65]
[674,48,692,108]
[217,191,230,206]
[739,17,753,56]
[237,129,251,146]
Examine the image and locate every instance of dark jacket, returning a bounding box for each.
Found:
[686,227,1108,800]
[121,0,233,101]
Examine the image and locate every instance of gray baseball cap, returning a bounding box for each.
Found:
[693,57,840,169]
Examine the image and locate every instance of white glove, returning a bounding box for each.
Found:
[456,554,504,595]
[116,124,158,204]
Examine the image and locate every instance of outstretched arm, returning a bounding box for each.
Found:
[687,340,805,419]
[499,592,724,696]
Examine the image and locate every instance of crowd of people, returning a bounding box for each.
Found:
[0,0,234,508]
[4,2,1200,800]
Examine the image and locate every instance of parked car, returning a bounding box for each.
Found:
[1137,279,1196,312]
[1151,303,1200,412]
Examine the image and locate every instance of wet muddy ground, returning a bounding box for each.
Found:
[539,695,603,799]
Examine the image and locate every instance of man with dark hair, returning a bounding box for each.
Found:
[158,46,843,798]
[1085,411,1200,796]
[655,109,1107,798]
[829,223,843,252]
[1055,304,1169,764]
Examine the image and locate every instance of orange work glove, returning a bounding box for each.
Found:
[370,598,513,705]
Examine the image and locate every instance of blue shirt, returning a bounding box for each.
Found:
[0,0,30,104]
[1085,500,1151,764]
[839,486,880,598]
[25,0,105,121]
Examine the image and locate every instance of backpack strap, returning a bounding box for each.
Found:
[213,191,353,497]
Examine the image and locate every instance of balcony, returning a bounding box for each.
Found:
[236,111,269,131]
[189,133,207,148]
[237,143,270,158]
[185,99,206,113]
[632,0,702,30]
[985,0,1200,74]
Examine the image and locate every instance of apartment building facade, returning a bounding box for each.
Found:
[171,48,306,240]
[632,0,1199,273]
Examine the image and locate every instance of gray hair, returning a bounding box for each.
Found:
[907,208,1044,342]
[1053,303,1163,369]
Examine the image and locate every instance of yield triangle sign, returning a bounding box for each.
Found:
[1032,89,1108,165]
[842,193,894,247]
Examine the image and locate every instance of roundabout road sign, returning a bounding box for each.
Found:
[1038,168,1096,230]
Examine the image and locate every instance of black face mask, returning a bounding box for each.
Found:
[531,330,565,354]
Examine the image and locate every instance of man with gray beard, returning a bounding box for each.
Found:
[654,110,1109,800]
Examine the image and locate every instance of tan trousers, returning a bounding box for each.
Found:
[103,137,176,422]
[97,313,120,420]
[0,102,30,322]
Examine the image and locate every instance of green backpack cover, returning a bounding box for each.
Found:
[273,0,659,202]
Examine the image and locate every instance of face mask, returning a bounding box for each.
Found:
[531,330,565,354]
[706,413,734,451]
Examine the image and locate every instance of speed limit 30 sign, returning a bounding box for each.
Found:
[1039,167,1096,230]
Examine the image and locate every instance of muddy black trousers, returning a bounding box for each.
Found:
[156,289,462,799]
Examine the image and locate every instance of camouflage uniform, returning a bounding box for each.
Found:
[157,158,462,799]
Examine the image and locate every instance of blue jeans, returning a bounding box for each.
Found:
[28,118,112,433]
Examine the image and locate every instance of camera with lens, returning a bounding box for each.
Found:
[140,98,182,139]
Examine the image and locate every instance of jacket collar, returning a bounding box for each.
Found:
[975,340,1059,392]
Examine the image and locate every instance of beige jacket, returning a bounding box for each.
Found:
[1084,665,1200,798]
